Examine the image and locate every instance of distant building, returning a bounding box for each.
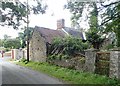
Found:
[29,19,86,62]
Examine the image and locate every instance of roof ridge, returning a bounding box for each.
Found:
[35,26,56,31]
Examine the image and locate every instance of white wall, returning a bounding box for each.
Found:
[11,49,27,60]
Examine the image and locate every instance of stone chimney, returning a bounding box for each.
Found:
[57,19,65,30]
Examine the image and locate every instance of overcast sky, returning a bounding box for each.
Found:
[0,0,72,39]
[0,0,91,39]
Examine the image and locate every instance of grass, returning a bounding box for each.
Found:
[16,59,120,85]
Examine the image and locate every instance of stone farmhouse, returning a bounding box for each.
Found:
[29,19,86,62]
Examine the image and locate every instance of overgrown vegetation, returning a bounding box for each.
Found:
[16,59,120,85]
[47,36,88,61]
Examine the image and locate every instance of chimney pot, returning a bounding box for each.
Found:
[57,19,65,30]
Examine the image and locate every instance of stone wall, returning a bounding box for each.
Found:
[49,56,85,71]
[84,49,98,73]
[110,49,120,79]
[84,48,120,79]
[29,29,47,62]
[12,45,120,79]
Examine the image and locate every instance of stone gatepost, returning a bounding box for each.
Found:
[110,48,120,79]
[84,49,98,73]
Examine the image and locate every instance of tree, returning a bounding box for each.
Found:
[3,34,11,40]
[65,1,105,49]
[17,27,34,48]
[3,39,21,49]
[2,34,21,49]
[64,1,87,27]
[0,1,26,29]
[2,34,11,48]
[66,0,120,46]
[100,1,120,47]
[87,2,105,49]
[17,32,25,48]
[0,1,47,29]
[0,0,47,61]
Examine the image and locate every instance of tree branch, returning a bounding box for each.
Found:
[101,1,120,8]
[100,10,120,26]
[21,18,27,23]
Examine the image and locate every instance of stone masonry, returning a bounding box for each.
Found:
[110,49,120,79]
[29,29,47,62]
[85,49,98,73]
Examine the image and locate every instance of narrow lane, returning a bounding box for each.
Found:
[1,57,63,84]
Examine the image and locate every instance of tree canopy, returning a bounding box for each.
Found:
[65,0,120,48]
[0,0,47,29]
[17,27,34,48]
[3,38,21,49]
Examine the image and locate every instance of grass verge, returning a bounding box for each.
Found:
[16,59,120,85]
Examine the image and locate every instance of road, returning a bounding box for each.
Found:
[0,56,63,85]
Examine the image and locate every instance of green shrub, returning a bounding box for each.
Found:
[51,36,89,56]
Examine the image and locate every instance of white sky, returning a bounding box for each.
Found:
[29,0,72,29]
[0,0,89,39]
[0,0,72,39]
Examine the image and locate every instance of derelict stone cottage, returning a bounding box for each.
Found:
[29,26,65,62]
[29,19,86,62]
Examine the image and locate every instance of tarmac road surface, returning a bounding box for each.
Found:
[0,57,63,85]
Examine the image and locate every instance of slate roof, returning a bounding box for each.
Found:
[35,26,65,44]
[34,26,86,44]
[63,27,85,40]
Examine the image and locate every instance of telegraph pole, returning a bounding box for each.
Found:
[26,0,29,62]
